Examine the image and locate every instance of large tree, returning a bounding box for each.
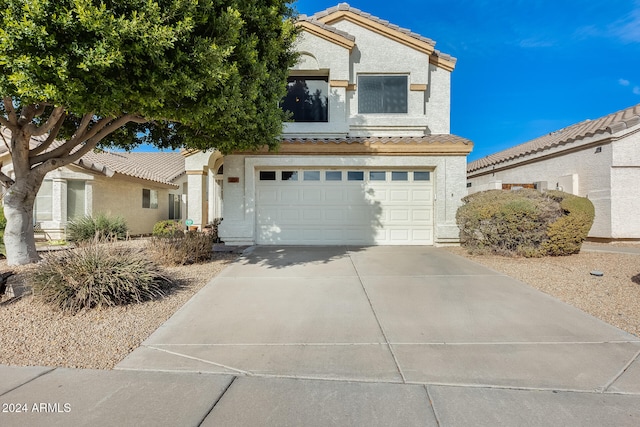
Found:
[0,0,297,265]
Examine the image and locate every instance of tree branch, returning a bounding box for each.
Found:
[3,97,17,127]
[0,170,15,188]
[31,114,141,171]
[30,111,66,156]
[28,106,65,137]
[29,115,109,165]
[18,104,36,126]
[33,103,50,117]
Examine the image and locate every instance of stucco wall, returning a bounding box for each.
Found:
[218,154,467,245]
[282,20,452,138]
[91,175,171,235]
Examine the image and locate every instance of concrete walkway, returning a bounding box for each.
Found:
[2,246,640,426]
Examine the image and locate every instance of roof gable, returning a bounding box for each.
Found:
[468,103,640,173]
[310,3,456,71]
[296,17,356,51]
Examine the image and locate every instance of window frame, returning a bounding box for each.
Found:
[358,74,409,114]
[142,188,159,209]
[281,75,329,123]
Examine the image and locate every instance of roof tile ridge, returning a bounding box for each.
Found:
[313,2,436,47]
[298,15,356,41]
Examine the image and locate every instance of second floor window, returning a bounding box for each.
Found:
[281,76,328,122]
[358,75,408,114]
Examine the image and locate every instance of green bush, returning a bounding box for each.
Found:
[31,244,174,313]
[67,213,128,242]
[543,191,595,255]
[457,189,592,257]
[152,220,184,238]
[147,232,215,266]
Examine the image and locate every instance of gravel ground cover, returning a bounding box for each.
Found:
[1,242,638,370]
[0,244,237,369]
[446,244,640,338]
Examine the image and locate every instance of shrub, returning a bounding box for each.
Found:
[67,213,128,242]
[457,189,562,257]
[457,189,594,257]
[153,220,184,238]
[147,232,215,266]
[31,244,174,313]
[543,191,595,255]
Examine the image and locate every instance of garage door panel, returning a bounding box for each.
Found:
[258,189,278,202]
[280,189,300,203]
[280,209,300,222]
[412,209,432,221]
[256,169,433,245]
[389,209,410,222]
[324,209,345,222]
[390,190,410,202]
[412,190,432,201]
[302,188,322,202]
[325,189,345,201]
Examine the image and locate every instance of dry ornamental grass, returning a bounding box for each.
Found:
[0,243,237,369]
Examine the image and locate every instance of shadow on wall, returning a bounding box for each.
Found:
[245,179,384,269]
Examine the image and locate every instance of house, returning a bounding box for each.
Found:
[0,131,187,239]
[466,103,640,240]
[184,3,473,246]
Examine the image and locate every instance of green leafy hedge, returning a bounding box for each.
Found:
[456,189,594,257]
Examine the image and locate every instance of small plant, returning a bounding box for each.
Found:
[31,243,174,313]
[147,231,215,266]
[153,220,184,238]
[67,213,128,242]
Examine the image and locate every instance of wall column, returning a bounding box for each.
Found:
[186,169,207,230]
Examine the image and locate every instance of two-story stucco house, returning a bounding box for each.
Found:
[466,103,640,240]
[185,3,472,246]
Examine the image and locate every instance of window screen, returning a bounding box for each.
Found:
[358,75,408,114]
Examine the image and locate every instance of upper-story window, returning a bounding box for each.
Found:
[358,75,408,114]
[281,76,328,122]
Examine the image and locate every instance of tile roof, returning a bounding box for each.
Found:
[297,15,356,42]
[468,103,640,173]
[281,135,471,145]
[0,127,184,186]
[78,151,185,186]
[311,3,437,47]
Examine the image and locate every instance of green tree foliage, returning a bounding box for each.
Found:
[0,0,298,264]
[457,189,594,257]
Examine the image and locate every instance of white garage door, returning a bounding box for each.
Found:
[256,169,433,245]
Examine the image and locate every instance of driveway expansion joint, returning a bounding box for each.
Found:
[348,252,407,383]
[602,348,640,393]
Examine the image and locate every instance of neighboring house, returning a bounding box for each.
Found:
[185,3,472,246]
[0,132,187,239]
[466,103,640,240]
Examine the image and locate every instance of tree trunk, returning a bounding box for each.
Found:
[3,180,40,265]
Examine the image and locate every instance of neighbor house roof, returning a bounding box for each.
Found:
[301,3,456,71]
[78,151,185,186]
[468,103,640,173]
[0,127,184,187]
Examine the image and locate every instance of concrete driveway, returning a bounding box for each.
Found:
[112,246,640,425]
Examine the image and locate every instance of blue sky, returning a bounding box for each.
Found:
[294,0,640,161]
